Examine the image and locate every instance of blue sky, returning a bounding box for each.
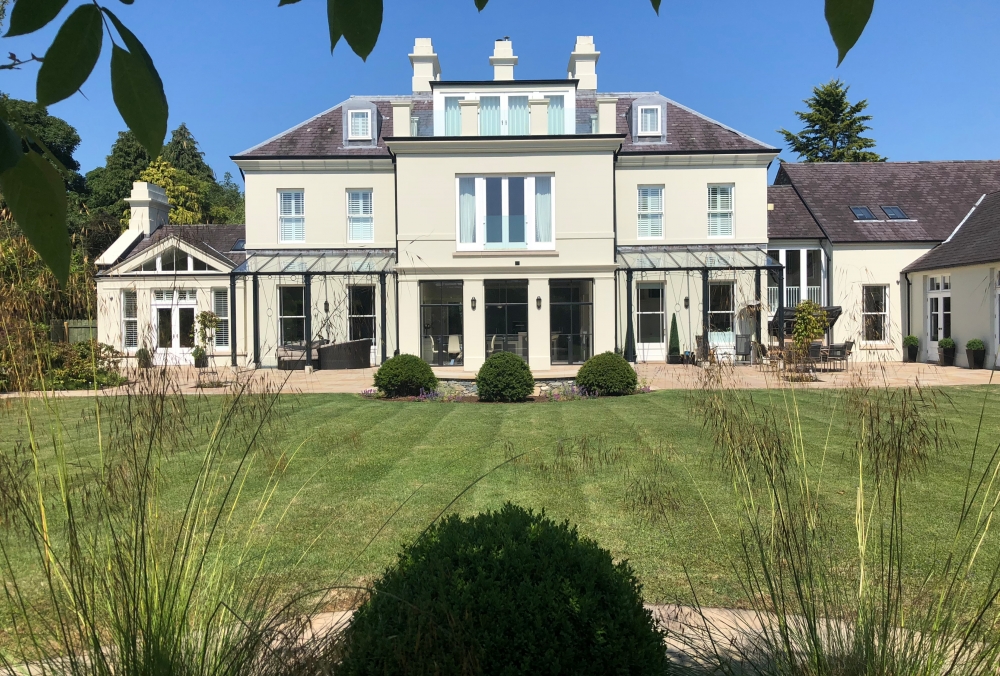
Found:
[2,0,998,186]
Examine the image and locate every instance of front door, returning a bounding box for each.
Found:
[636,283,665,361]
[927,276,951,361]
[153,289,196,364]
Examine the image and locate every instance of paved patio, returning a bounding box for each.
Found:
[7,360,995,399]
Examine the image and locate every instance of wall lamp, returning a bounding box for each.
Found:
[684,297,689,309]
[536,296,542,310]
[471,297,477,311]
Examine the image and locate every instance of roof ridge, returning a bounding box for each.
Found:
[661,96,777,151]
[783,159,1000,167]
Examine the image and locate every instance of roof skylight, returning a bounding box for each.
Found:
[850,206,876,220]
[881,206,908,220]
[231,238,246,251]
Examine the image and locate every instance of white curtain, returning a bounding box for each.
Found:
[547,95,564,134]
[508,96,529,135]
[479,97,500,135]
[534,176,552,243]
[445,97,461,136]
[459,177,476,243]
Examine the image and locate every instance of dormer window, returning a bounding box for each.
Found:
[881,205,908,219]
[850,206,876,220]
[638,106,661,136]
[348,110,371,140]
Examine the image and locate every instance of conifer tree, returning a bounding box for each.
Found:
[779,80,885,162]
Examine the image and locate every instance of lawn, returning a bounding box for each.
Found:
[3,382,1000,611]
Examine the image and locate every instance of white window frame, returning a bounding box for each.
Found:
[122,289,138,350]
[348,109,371,140]
[637,185,664,239]
[707,184,734,238]
[213,288,230,349]
[454,174,556,252]
[861,284,890,344]
[433,88,575,137]
[278,190,305,243]
[347,189,374,243]
[637,105,661,136]
[636,283,665,345]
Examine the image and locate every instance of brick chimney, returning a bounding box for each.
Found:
[126,181,169,237]
[490,37,517,80]
[409,38,441,93]
[567,36,599,90]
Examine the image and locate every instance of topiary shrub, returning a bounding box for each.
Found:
[966,338,986,351]
[135,347,153,369]
[337,503,669,675]
[903,335,919,348]
[476,351,534,402]
[373,353,437,398]
[576,351,637,396]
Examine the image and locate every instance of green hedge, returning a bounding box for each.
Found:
[373,354,437,398]
[337,503,669,675]
[576,351,637,396]
[476,351,534,402]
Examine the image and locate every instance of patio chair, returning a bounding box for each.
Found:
[843,340,854,367]
[447,334,463,365]
[825,344,847,371]
[735,334,752,365]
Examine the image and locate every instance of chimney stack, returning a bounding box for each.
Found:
[567,36,599,90]
[490,37,517,80]
[126,181,169,237]
[409,38,441,93]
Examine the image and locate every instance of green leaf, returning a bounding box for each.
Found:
[36,4,104,106]
[0,151,70,285]
[825,0,874,66]
[0,117,25,175]
[327,0,382,60]
[649,0,661,14]
[102,9,165,92]
[5,0,67,37]
[474,0,488,10]
[278,0,303,4]
[110,45,168,160]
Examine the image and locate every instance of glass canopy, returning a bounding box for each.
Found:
[616,245,779,271]
[233,249,397,275]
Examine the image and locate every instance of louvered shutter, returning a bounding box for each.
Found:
[348,190,374,242]
[707,186,733,237]
[637,187,663,238]
[279,191,305,242]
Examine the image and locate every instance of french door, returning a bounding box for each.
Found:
[152,289,196,364]
[927,276,950,361]
[708,282,735,351]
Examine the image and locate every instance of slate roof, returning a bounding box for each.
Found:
[773,161,1000,244]
[121,224,247,268]
[904,191,1000,272]
[767,185,824,239]
[235,91,773,159]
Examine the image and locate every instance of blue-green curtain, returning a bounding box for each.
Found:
[479,97,501,135]
[535,177,552,242]
[445,97,461,136]
[547,95,564,135]
[459,177,476,243]
[508,96,529,135]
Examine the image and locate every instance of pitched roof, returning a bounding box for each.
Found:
[123,224,247,268]
[767,185,824,239]
[774,161,1000,244]
[904,191,1000,272]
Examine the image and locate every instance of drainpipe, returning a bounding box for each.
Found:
[904,271,911,337]
[624,269,636,362]
[252,273,260,367]
[229,272,237,367]
[304,273,313,369]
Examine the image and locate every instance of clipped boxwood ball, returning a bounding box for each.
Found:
[476,351,534,402]
[338,503,669,675]
[576,351,637,396]
[373,353,437,398]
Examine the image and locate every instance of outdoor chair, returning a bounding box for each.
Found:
[825,344,847,371]
[447,334,463,365]
[318,339,372,370]
[844,340,854,366]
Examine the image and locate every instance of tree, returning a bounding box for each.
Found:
[85,131,151,217]
[207,172,245,225]
[1,96,82,183]
[779,80,886,162]
[138,158,205,225]
[162,123,213,182]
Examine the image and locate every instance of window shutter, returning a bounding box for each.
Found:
[637,187,663,238]
[350,110,370,138]
[214,289,229,347]
[640,107,659,134]
[279,190,305,242]
[123,290,138,348]
[348,190,374,242]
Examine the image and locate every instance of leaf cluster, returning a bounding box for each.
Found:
[373,353,437,398]
[576,351,638,396]
[475,350,534,402]
[791,299,829,349]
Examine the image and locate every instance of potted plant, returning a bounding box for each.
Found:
[667,314,682,364]
[902,335,919,362]
[135,346,152,369]
[966,338,986,370]
[194,311,219,369]
[938,337,956,366]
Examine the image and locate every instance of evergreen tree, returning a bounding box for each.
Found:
[1,96,84,191]
[162,123,214,182]
[778,80,885,162]
[85,131,151,216]
[206,172,245,224]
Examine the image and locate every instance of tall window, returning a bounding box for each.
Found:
[445,97,462,135]
[456,175,555,250]
[508,96,529,135]
[637,186,663,238]
[348,285,376,342]
[928,276,951,344]
[638,106,661,136]
[420,281,463,366]
[707,185,734,237]
[279,190,305,243]
[479,96,501,135]
[347,190,374,242]
[862,285,888,342]
[279,286,305,346]
[708,282,734,336]
[637,284,664,344]
[348,109,371,139]
[213,289,229,348]
[123,290,138,349]
[550,280,593,364]
[546,95,564,134]
[485,280,528,359]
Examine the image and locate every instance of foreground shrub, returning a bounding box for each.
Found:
[373,353,437,397]
[338,503,668,675]
[576,351,637,396]
[476,351,534,402]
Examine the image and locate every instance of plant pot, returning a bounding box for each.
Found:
[194,354,209,368]
[905,345,918,362]
[667,354,683,365]
[966,348,986,370]
[938,346,956,367]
